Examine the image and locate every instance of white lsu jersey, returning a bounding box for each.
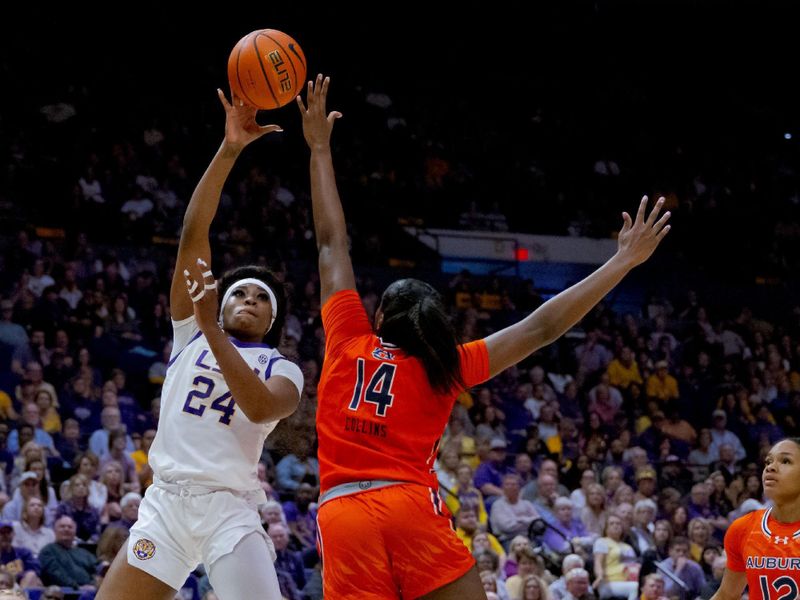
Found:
[149,315,304,495]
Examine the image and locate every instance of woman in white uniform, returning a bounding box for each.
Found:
[97,90,304,600]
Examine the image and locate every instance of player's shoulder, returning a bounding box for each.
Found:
[729,508,766,536]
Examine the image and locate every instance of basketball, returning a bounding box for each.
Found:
[227,29,307,110]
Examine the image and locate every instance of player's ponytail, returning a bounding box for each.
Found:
[378,279,464,394]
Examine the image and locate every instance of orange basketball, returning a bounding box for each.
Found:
[227,29,307,110]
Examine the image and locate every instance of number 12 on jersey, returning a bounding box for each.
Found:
[349,358,397,417]
[760,575,798,600]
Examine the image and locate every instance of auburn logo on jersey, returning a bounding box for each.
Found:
[372,347,395,361]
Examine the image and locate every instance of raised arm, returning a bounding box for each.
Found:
[484,196,671,378]
[170,89,282,320]
[296,74,356,305]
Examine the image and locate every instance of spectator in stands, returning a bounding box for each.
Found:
[521,574,551,600]
[542,497,592,557]
[55,474,100,542]
[639,573,667,600]
[268,522,305,592]
[0,298,30,367]
[129,429,155,491]
[505,546,542,600]
[629,499,657,556]
[473,532,507,575]
[106,492,140,532]
[579,483,607,537]
[645,360,679,403]
[73,452,107,514]
[658,455,693,496]
[0,519,41,588]
[523,459,570,501]
[12,496,54,558]
[54,418,82,471]
[475,438,512,507]
[490,473,540,547]
[455,506,505,557]
[3,470,57,527]
[561,568,593,600]
[503,535,532,578]
[685,483,727,533]
[275,438,319,495]
[687,428,717,482]
[569,470,597,511]
[259,500,287,529]
[606,346,642,391]
[435,445,461,494]
[591,514,639,600]
[659,536,705,599]
[35,390,61,435]
[95,525,129,565]
[444,461,488,525]
[98,429,139,495]
[574,329,613,387]
[88,407,134,458]
[686,517,712,563]
[633,465,658,503]
[548,554,587,600]
[7,402,56,456]
[282,482,317,551]
[98,461,124,524]
[39,515,97,589]
[659,402,697,453]
[707,409,746,462]
[698,555,725,599]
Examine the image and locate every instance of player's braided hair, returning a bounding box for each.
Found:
[377,278,464,394]
[218,265,287,347]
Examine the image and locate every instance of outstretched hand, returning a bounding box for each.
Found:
[217,89,283,151]
[616,195,671,268]
[296,74,342,151]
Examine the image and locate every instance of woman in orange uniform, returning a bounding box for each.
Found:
[712,437,800,600]
[296,74,671,600]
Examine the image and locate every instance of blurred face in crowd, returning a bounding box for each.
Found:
[54,516,77,546]
[24,498,45,525]
[502,475,522,502]
[472,532,491,553]
[268,523,289,551]
[642,576,665,600]
[556,502,573,524]
[566,573,590,598]
[605,515,624,540]
[121,497,140,522]
[669,541,690,562]
[524,576,544,600]
[457,509,478,533]
[476,553,495,574]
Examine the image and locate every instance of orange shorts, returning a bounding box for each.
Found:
[317,483,476,599]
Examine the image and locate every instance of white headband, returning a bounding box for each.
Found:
[219,278,278,332]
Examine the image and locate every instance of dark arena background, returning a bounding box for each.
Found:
[0,1,799,598]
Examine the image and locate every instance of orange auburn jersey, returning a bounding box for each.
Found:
[724,507,800,599]
[317,290,489,495]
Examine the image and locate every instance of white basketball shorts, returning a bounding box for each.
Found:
[127,483,274,590]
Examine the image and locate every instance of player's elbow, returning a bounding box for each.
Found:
[247,394,300,424]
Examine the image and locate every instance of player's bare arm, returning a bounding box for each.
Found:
[170,89,282,320]
[297,74,356,305]
[709,569,747,600]
[484,196,670,378]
